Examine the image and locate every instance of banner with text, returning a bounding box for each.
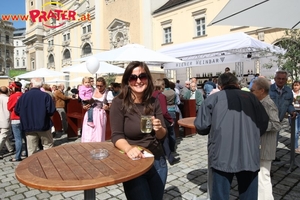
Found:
[164,54,242,69]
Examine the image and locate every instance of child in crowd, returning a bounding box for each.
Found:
[292,81,300,153]
[79,77,95,128]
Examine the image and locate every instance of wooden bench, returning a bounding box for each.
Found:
[52,111,63,132]
[66,99,112,140]
[66,99,85,139]
[181,99,196,136]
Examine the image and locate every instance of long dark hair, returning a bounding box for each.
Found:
[118,61,154,114]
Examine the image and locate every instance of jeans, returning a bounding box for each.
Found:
[168,111,177,151]
[11,123,27,160]
[295,114,300,149]
[123,156,167,200]
[56,108,68,132]
[87,108,94,122]
[211,168,258,200]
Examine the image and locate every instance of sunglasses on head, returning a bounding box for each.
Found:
[129,73,148,83]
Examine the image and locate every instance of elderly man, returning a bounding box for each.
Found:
[179,80,190,100]
[195,73,269,200]
[269,70,296,162]
[54,84,71,133]
[251,77,281,200]
[15,78,56,156]
[184,82,203,111]
[0,86,14,159]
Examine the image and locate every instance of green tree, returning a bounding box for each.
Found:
[276,30,300,81]
[103,73,116,86]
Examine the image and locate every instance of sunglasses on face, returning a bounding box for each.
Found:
[129,73,148,83]
[96,85,105,88]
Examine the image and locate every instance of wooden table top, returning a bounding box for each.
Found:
[15,142,154,191]
[178,117,196,129]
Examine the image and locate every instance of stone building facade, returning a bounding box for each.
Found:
[0,20,14,75]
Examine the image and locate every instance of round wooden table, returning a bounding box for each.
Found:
[178,117,196,128]
[15,142,154,200]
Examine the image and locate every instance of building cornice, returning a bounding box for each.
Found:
[153,0,207,17]
[23,34,44,45]
[245,27,285,35]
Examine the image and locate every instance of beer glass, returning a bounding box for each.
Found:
[140,115,152,133]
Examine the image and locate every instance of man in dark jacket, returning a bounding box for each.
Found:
[15,78,56,156]
[194,73,269,200]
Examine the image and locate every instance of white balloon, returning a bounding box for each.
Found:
[86,57,100,74]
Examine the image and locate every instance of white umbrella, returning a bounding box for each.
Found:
[61,62,125,74]
[45,78,68,84]
[74,44,183,63]
[69,77,84,83]
[209,0,300,29]
[19,80,30,88]
[15,68,67,79]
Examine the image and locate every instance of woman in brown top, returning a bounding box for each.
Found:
[110,61,167,200]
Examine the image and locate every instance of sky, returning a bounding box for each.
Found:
[0,0,26,28]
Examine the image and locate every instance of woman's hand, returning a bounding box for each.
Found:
[152,116,162,131]
[103,104,109,110]
[82,104,91,110]
[126,146,145,160]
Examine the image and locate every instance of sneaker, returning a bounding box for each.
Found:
[87,122,95,128]
[295,148,300,154]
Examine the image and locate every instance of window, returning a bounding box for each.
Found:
[82,24,91,34]
[82,43,92,55]
[165,69,175,80]
[63,33,70,41]
[6,35,9,43]
[31,61,34,69]
[23,50,25,55]
[17,60,19,67]
[30,1,33,6]
[192,9,206,37]
[48,54,54,63]
[196,18,206,36]
[0,48,1,56]
[63,49,70,59]
[6,50,9,57]
[164,27,172,43]
[16,50,19,56]
[161,20,172,44]
[16,41,18,46]
[23,59,25,66]
[48,39,54,46]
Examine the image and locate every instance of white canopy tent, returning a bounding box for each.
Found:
[158,32,285,69]
[61,62,125,74]
[45,78,68,84]
[74,44,182,63]
[209,0,300,29]
[15,68,67,79]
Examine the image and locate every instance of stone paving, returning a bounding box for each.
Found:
[1,123,300,200]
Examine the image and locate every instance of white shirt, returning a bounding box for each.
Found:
[190,91,196,99]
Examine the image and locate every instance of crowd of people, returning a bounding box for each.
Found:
[1,63,299,200]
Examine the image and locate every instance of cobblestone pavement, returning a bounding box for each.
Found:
[1,124,300,200]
